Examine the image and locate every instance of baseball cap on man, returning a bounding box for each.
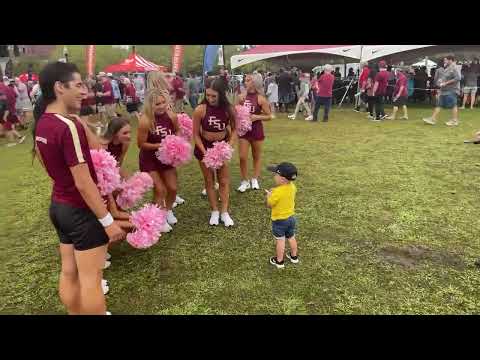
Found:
[98,72,106,77]
[267,162,298,181]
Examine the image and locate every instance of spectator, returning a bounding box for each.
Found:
[385,65,396,104]
[354,63,370,112]
[460,60,479,109]
[110,74,121,110]
[288,73,313,121]
[333,67,342,80]
[312,64,334,122]
[386,67,409,120]
[371,60,389,121]
[277,68,293,113]
[15,77,33,126]
[266,76,278,119]
[171,72,186,113]
[365,68,377,119]
[98,73,116,119]
[423,55,461,126]
[347,67,356,80]
[187,73,199,109]
[123,78,139,118]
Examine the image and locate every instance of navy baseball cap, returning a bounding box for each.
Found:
[267,162,298,181]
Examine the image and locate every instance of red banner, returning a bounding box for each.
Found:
[171,45,184,73]
[85,45,96,78]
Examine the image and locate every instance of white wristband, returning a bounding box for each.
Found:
[98,213,114,228]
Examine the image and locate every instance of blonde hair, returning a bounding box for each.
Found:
[147,71,172,110]
[143,88,168,131]
[250,73,265,96]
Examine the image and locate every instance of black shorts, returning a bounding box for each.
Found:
[49,202,109,251]
[393,96,407,106]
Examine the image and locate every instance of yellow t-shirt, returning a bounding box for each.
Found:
[267,182,296,221]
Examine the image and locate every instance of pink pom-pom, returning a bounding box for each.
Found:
[235,104,252,137]
[177,113,193,141]
[90,149,121,196]
[202,141,234,170]
[116,172,154,210]
[126,204,167,249]
[155,135,192,167]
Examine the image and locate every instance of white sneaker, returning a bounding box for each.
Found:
[423,117,436,125]
[209,211,220,226]
[172,201,178,208]
[103,260,111,270]
[105,252,111,261]
[18,135,26,144]
[166,210,177,225]
[287,114,296,120]
[102,279,109,295]
[237,180,251,193]
[175,195,185,205]
[251,178,260,190]
[305,115,313,121]
[221,212,234,227]
[160,222,173,233]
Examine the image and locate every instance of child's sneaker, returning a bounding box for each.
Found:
[286,252,299,264]
[251,178,260,190]
[269,257,285,269]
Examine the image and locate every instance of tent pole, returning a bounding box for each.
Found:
[354,45,364,109]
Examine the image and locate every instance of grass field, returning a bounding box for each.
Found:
[1,103,480,314]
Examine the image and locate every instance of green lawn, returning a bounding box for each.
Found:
[1,104,480,314]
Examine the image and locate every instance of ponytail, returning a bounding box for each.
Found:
[31,95,52,159]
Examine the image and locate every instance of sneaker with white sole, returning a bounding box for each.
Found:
[269,257,285,269]
[175,195,185,205]
[160,222,173,233]
[18,135,26,144]
[172,202,178,208]
[166,210,177,225]
[367,115,375,119]
[102,279,109,295]
[400,116,409,120]
[286,252,299,264]
[105,252,111,261]
[237,180,250,193]
[305,115,313,121]
[287,114,296,120]
[446,120,459,127]
[209,211,220,226]
[220,212,234,227]
[423,117,436,125]
[103,260,111,270]
[251,178,260,190]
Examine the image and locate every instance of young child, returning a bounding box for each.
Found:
[265,162,299,269]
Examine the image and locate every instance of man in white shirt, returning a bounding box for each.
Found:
[288,73,313,121]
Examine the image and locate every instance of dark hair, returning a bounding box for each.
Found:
[446,55,455,61]
[201,77,236,132]
[103,116,130,141]
[32,61,80,156]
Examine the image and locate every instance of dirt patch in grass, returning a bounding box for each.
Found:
[378,244,466,270]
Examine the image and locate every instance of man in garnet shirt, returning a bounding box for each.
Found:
[386,67,409,120]
[98,73,116,119]
[34,62,125,314]
[354,63,370,112]
[372,60,389,121]
[312,64,334,122]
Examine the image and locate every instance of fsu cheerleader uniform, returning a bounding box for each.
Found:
[139,112,175,172]
[239,92,265,142]
[194,103,230,161]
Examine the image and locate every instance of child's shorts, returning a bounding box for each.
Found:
[272,216,296,240]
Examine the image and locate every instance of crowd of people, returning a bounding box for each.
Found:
[5,50,480,314]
